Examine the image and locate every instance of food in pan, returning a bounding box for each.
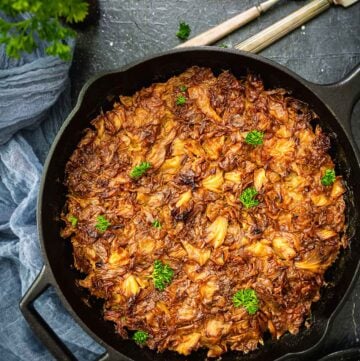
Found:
[61,66,347,357]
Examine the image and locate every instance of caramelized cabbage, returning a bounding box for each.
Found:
[62,67,347,358]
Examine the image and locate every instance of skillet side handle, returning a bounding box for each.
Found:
[20,266,76,361]
[307,65,360,139]
[20,266,120,361]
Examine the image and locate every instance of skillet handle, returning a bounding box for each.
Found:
[20,266,127,361]
[20,266,77,361]
[306,65,360,139]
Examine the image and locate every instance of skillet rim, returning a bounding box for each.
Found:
[36,46,360,360]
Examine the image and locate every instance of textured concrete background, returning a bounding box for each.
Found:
[70,1,360,359]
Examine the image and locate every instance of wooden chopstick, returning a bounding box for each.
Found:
[234,0,357,53]
[176,0,281,48]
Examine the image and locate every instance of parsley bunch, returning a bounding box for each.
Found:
[0,0,88,60]
[152,260,174,291]
[233,288,259,315]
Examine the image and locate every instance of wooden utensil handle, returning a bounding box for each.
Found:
[176,7,260,48]
[235,0,332,53]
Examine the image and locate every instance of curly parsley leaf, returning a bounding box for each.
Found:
[152,219,162,229]
[68,215,78,227]
[245,130,264,146]
[132,330,148,345]
[152,260,174,291]
[176,95,187,105]
[239,187,259,208]
[96,215,110,233]
[0,0,88,60]
[130,162,151,180]
[179,85,187,92]
[321,169,336,186]
[233,289,259,315]
[176,21,191,40]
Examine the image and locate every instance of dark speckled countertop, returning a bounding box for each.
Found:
[70,1,360,360]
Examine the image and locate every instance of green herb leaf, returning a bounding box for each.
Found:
[321,169,336,186]
[219,43,228,48]
[0,0,88,60]
[68,215,78,227]
[245,130,264,146]
[96,215,110,233]
[63,1,89,23]
[132,330,148,345]
[176,95,187,105]
[152,260,174,291]
[239,187,259,208]
[179,85,187,92]
[11,0,30,12]
[152,220,162,229]
[233,289,259,315]
[130,162,151,180]
[176,21,191,40]
[46,41,72,61]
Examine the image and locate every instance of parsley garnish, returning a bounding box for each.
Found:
[179,85,187,92]
[233,289,259,315]
[152,220,162,229]
[0,0,88,60]
[176,95,187,105]
[96,215,110,233]
[321,169,336,186]
[132,330,148,345]
[245,130,264,146]
[239,187,259,208]
[68,215,78,227]
[130,162,151,180]
[152,260,174,291]
[219,43,228,48]
[176,21,191,40]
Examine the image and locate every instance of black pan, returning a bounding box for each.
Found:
[20,48,360,361]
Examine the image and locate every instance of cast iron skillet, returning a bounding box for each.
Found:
[20,48,360,361]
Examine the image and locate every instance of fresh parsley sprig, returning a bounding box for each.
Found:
[0,0,88,60]
[96,215,110,233]
[233,288,259,315]
[130,162,151,180]
[239,187,259,208]
[68,215,78,227]
[245,130,264,146]
[152,219,162,229]
[132,330,148,345]
[321,169,336,186]
[176,95,187,105]
[152,260,174,291]
[176,21,191,40]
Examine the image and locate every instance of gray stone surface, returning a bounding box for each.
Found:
[70,1,360,360]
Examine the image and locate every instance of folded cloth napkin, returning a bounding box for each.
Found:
[0,16,104,361]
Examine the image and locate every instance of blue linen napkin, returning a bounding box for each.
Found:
[0,16,104,361]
